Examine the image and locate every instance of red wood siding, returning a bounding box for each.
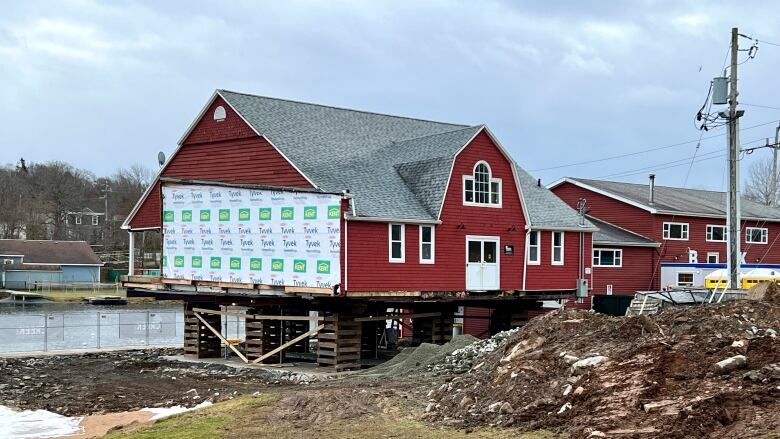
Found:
[183,96,257,144]
[525,231,592,291]
[127,96,312,230]
[128,181,161,229]
[345,131,527,292]
[462,307,491,338]
[591,245,656,294]
[552,182,655,237]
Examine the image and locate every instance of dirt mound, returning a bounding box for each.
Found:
[361,335,478,377]
[747,281,780,304]
[426,301,780,438]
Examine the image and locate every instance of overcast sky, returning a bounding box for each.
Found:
[2,1,780,190]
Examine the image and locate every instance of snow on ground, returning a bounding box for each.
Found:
[0,405,82,438]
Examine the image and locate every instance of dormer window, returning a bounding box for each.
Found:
[463,161,501,207]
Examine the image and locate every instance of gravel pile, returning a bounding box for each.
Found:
[360,335,478,377]
[429,328,519,375]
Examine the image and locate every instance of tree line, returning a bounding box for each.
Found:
[0,159,154,251]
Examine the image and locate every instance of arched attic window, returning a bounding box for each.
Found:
[463,161,502,207]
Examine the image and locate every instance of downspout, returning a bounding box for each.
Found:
[522,228,530,290]
[343,213,348,293]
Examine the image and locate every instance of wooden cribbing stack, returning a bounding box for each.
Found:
[317,313,362,371]
[184,302,221,358]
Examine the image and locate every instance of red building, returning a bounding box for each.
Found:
[550,176,780,294]
[123,90,597,348]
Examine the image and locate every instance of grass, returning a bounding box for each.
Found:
[104,394,564,439]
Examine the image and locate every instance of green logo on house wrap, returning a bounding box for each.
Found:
[327,205,340,219]
[162,256,167,267]
[280,207,294,220]
[174,256,185,267]
[304,206,317,220]
[250,258,262,271]
[210,256,221,269]
[271,259,284,272]
[192,256,203,268]
[238,208,250,221]
[182,210,193,222]
[219,209,230,221]
[163,211,174,222]
[200,209,211,221]
[258,208,272,221]
[293,259,307,273]
[229,257,241,270]
[316,260,331,274]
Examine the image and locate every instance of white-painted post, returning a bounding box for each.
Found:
[128,231,136,275]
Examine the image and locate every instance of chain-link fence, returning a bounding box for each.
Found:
[0,311,183,353]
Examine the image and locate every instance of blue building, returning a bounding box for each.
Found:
[0,240,103,289]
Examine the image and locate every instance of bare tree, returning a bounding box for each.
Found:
[744,157,779,206]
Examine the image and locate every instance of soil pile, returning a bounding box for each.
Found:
[747,281,780,304]
[426,300,780,438]
[361,335,478,377]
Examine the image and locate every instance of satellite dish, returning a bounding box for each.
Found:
[157,151,166,167]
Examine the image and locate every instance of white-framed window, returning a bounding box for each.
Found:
[551,231,564,265]
[663,222,689,240]
[388,223,405,263]
[707,252,719,264]
[706,225,726,242]
[746,227,768,244]
[92,215,99,226]
[75,215,82,225]
[527,231,540,265]
[419,225,434,264]
[676,272,695,287]
[593,248,622,267]
[463,161,502,207]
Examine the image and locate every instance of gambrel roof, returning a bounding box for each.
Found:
[126,90,593,230]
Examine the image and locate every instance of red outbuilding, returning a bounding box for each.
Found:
[550,176,780,300]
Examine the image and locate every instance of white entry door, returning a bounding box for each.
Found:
[466,236,500,291]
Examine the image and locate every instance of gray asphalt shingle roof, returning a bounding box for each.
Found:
[515,165,595,230]
[0,240,102,265]
[219,90,588,228]
[569,178,780,221]
[587,216,659,247]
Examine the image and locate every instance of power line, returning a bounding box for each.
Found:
[599,153,726,180]
[742,103,780,111]
[530,121,780,172]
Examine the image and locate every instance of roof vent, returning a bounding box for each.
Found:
[649,174,656,205]
[213,106,226,121]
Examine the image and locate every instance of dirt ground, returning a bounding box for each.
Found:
[0,348,285,416]
[426,300,780,439]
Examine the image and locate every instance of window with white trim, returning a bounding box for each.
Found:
[663,222,689,240]
[593,249,622,267]
[92,215,99,226]
[75,215,82,225]
[707,252,719,264]
[463,161,501,207]
[746,227,768,244]
[706,225,726,242]
[527,231,540,264]
[552,231,564,265]
[419,225,434,264]
[676,272,695,287]
[389,224,405,262]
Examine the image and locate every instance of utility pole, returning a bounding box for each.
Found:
[772,123,780,206]
[727,27,742,290]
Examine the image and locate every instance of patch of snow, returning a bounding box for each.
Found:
[0,405,83,439]
[142,401,213,421]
